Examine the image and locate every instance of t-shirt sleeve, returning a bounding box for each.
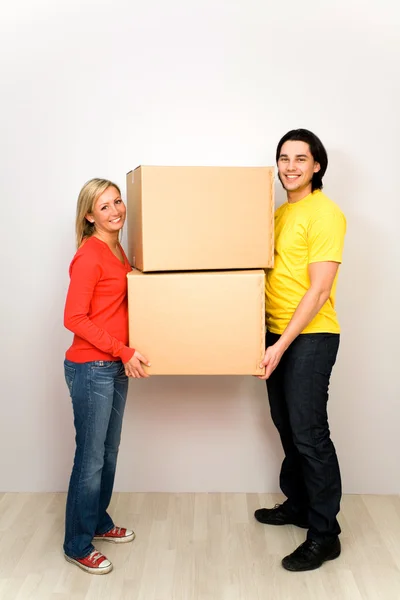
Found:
[64,252,135,363]
[308,209,346,264]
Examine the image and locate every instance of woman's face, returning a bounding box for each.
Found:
[87,186,126,235]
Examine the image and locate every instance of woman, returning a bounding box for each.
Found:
[63,178,150,574]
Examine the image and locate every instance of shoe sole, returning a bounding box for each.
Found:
[93,531,136,544]
[254,514,308,529]
[64,554,113,574]
[256,520,309,529]
[282,549,341,572]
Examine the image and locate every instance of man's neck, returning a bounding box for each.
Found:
[287,186,313,204]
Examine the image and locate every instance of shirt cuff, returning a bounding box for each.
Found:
[119,346,135,364]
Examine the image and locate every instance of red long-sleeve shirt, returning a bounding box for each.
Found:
[64,236,135,364]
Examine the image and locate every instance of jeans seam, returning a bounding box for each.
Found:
[308,336,338,539]
[92,364,116,535]
[72,365,94,556]
[310,338,319,445]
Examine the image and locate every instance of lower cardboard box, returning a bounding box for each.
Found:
[127,269,266,375]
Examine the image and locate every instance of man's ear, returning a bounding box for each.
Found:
[313,162,321,173]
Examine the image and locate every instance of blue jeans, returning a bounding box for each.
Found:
[63,359,128,558]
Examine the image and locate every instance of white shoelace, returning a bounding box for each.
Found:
[110,526,122,535]
[88,550,104,564]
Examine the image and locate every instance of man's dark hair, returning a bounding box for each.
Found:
[276,129,328,191]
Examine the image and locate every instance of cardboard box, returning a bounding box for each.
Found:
[126,166,274,272]
[127,269,265,375]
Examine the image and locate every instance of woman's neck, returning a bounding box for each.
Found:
[93,232,120,249]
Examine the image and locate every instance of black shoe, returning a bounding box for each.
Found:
[254,504,309,528]
[282,538,341,572]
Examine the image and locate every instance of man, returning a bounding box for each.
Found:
[255,129,346,572]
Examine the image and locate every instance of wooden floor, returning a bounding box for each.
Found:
[0,492,399,600]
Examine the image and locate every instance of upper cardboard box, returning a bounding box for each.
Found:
[126,166,274,272]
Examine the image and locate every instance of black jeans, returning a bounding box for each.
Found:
[266,331,342,543]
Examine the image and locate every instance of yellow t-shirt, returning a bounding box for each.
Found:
[265,190,346,334]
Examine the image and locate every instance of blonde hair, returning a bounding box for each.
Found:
[75,178,121,248]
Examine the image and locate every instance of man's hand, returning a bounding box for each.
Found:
[258,342,285,380]
[124,350,151,378]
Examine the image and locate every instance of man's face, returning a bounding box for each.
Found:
[277,140,320,194]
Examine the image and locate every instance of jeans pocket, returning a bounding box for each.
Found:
[64,363,76,396]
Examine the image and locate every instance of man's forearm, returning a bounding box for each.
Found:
[277,287,330,352]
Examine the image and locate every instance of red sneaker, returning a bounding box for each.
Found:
[93,526,135,544]
[64,549,112,574]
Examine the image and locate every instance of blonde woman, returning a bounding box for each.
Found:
[63,178,150,574]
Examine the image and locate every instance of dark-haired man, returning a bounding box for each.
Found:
[255,129,346,572]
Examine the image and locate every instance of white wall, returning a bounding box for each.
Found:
[1,0,399,494]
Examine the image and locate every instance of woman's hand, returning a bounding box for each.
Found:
[124,350,151,378]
